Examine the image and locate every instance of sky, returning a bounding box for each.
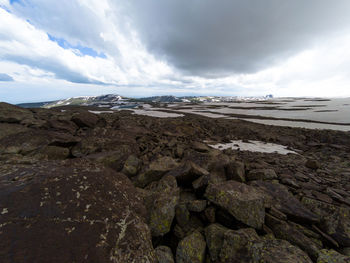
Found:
[1,0,350,103]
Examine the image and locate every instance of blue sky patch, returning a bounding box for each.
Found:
[48,34,107,58]
[10,0,22,5]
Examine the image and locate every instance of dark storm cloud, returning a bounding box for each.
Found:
[125,0,350,77]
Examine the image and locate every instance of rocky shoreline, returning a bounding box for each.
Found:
[1,102,350,262]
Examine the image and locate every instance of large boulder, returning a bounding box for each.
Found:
[0,102,34,123]
[135,156,179,187]
[155,246,175,263]
[317,249,350,263]
[176,231,206,263]
[166,160,209,186]
[144,175,180,237]
[71,110,99,128]
[302,197,350,247]
[250,239,313,263]
[0,159,156,263]
[205,180,266,229]
[251,181,320,224]
[205,223,228,261]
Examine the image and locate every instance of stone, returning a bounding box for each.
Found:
[155,246,175,263]
[176,203,190,227]
[251,181,320,224]
[71,110,99,128]
[317,249,350,263]
[0,102,34,124]
[192,141,210,152]
[205,180,265,229]
[265,215,321,260]
[36,145,70,160]
[302,197,350,247]
[122,155,141,176]
[305,159,320,170]
[176,231,206,263]
[250,239,313,263]
[205,223,228,261]
[226,161,246,182]
[136,156,178,187]
[166,161,209,186]
[247,168,277,181]
[204,206,216,223]
[146,175,180,237]
[187,200,207,213]
[219,228,260,263]
[0,159,156,263]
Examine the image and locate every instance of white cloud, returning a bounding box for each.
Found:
[0,0,350,103]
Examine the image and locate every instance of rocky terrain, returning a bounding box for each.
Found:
[1,101,350,262]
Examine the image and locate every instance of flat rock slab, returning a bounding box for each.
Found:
[205,180,265,229]
[251,181,320,224]
[0,159,156,263]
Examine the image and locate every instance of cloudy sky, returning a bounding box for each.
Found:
[1,0,350,103]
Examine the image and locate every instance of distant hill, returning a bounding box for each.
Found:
[17,101,57,108]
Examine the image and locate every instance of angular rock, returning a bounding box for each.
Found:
[166,161,209,186]
[176,203,190,227]
[187,200,207,213]
[302,197,350,247]
[247,168,277,181]
[305,159,320,170]
[251,181,320,224]
[122,154,141,177]
[205,180,265,229]
[155,246,175,263]
[0,159,156,263]
[205,223,228,261]
[71,110,99,128]
[226,161,246,182]
[136,156,178,187]
[219,228,260,263]
[317,249,350,263]
[0,102,34,124]
[265,214,321,260]
[146,175,180,237]
[176,231,206,263]
[250,239,313,263]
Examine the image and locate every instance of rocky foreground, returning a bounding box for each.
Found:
[1,102,350,263]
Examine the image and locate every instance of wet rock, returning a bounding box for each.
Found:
[136,156,179,187]
[146,175,180,237]
[122,155,141,177]
[226,161,246,182]
[205,180,265,229]
[0,102,34,124]
[155,246,175,263]
[317,249,350,263]
[302,197,350,247]
[176,231,206,263]
[187,200,207,213]
[0,159,156,263]
[71,110,99,128]
[247,168,278,181]
[205,223,228,261]
[305,159,320,170]
[166,161,209,186]
[251,181,320,224]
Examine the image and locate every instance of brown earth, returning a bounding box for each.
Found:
[1,102,350,262]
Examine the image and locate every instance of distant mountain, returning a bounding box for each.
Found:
[43,94,124,108]
[137,95,182,103]
[17,101,57,108]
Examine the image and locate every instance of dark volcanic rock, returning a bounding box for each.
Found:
[205,180,265,229]
[155,246,175,263]
[251,181,320,224]
[0,102,34,123]
[166,160,209,186]
[176,231,206,263]
[0,159,156,263]
[71,110,99,128]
